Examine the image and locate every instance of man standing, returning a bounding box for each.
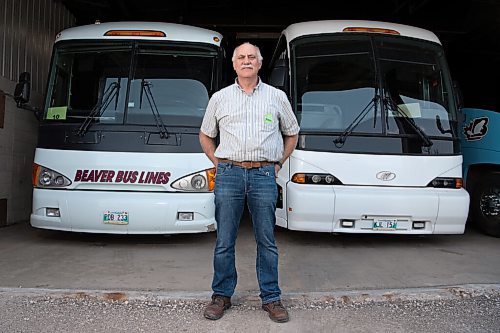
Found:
[199,42,299,323]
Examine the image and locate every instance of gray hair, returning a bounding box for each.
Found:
[231,42,263,63]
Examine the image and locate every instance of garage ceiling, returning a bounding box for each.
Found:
[57,0,499,109]
[56,0,498,61]
[57,1,491,37]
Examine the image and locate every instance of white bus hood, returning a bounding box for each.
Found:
[290,150,463,187]
[34,148,214,192]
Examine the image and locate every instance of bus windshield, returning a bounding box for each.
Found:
[44,42,218,128]
[292,34,459,155]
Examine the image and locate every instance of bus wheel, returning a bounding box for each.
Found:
[470,172,500,237]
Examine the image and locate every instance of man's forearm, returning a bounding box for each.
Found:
[199,132,218,167]
[281,134,298,164]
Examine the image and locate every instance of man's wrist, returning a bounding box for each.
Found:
[275,161,283,168]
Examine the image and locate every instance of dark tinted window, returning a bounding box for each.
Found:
[44,42,218,128]
[289,34,459,155]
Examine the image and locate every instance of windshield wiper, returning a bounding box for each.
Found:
[140,79,169,139]
[77,81,120,136]
[333,93,380,148]
[383,93,433,147]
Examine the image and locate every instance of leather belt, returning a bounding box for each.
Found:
[218,159,274,169]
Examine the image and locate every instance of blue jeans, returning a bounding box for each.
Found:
[211,162,281,304]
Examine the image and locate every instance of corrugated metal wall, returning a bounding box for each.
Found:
[0,0,74,226]
[0,0,74,92]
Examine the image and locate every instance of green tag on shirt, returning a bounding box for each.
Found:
[264,113,273,124]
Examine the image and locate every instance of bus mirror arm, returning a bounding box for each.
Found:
[18,103,41,120]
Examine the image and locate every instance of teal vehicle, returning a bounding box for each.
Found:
[461,107,500,237]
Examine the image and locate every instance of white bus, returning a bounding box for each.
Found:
[16,22,225,234]
[268,20,469,234]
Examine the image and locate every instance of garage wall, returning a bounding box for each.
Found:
[0,0,74,226]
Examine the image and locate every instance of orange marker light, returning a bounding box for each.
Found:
[207,168,216,191]
[32,164,41,187]
[343,27,400,35]
[104,30,166,37]
[291,173,306,184]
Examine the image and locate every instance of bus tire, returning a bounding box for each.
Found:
[470,172,500,237]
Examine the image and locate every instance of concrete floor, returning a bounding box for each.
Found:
[1,216,499,298]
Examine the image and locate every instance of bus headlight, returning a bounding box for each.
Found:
[171,168,216,192]
[291,173,343,185]
[427,177,463,189]
[33,164,72,188]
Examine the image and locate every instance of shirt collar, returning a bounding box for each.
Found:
[234,77,262,94]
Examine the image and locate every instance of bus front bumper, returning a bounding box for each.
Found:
[30,188,216,234]
[285,184,469,234]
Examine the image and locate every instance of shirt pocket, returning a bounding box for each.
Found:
[261,107,279,132]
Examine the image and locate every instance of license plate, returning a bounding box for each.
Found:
[373,219,398,231]
[103,211,129,225]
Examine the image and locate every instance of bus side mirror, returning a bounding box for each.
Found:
[14,71,40,119]
[269,59,289,94]
[14,72,31,107]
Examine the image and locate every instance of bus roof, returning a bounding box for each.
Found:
[55,21,222,46]
[283,20,441,45]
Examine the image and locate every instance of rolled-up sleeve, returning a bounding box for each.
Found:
[277,90,300,136]
[200,92,219,138]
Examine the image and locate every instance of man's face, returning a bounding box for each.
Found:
[233,44,262,79]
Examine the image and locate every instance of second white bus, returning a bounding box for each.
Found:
[268,20,469,234]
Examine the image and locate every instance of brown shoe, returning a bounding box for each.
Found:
[204,295,231,320]
[262,300,289,323]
